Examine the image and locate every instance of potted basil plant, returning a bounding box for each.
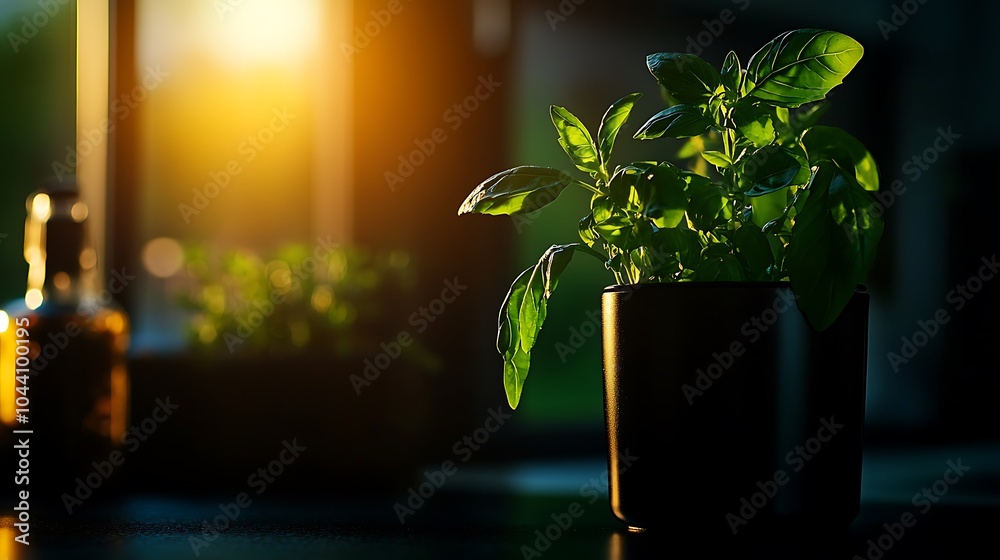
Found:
[458,28,882,535]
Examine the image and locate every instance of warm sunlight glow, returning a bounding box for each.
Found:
[134,0,344,249]
[212,0,320,67]
[139,0,321,70]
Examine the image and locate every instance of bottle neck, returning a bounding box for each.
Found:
[23,191,92,308]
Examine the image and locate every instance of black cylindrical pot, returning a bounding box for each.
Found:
[601,282,869,536]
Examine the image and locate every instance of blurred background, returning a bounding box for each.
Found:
[0,0,997,528]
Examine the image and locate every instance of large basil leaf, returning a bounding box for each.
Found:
[746,29,863,107]
[458,166,579,216]
[786,165,883,330]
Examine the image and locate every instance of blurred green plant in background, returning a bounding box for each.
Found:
[177,242,440,372]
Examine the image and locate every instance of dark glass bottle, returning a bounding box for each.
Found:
[0,181,130,518]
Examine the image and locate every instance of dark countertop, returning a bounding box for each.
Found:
[5,441,999,559]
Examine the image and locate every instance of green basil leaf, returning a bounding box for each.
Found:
[458,166,579,216]
[578,214,599,247]
[644,163,688,228]
[633,104,713,140]
[740,146,808,197]
[746,29,864,107]
[787,165,883,330]
[721,50,742,96]
[731,103,775,148]
[700,150,733,168]
[701,243,731,261]
[497,267,534,409]
[651,227,702,269]
[608,165,650,211]
[518,262,548,353]
[749,188,788,227]
[597,93,643,171]
[498,267,532,356]
[688,181,728,231]
[646,52,722,105]
[593,197,653,250]
[503,346,531,410]
[517,244,601,352]
[734,223,774,279]
[551,105,600,174]
[802,125,879,192]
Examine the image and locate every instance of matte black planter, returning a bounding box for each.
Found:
[601,282,869,536]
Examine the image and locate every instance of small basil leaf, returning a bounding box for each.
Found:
[646,52,722,105]
[634,104,713,140]
[551,105,600,174]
